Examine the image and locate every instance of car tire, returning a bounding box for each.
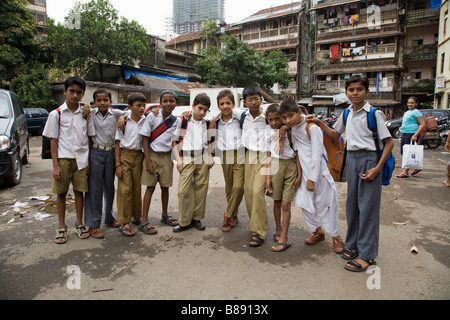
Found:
[22,140,29,165]
[4,153,22,186]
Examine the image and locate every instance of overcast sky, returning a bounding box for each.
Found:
[46,0,297,38]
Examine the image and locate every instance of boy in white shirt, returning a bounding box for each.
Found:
[231,86,268,247]
[265,104,301,252]
[307,75,393,272]
[139,90,179,234]
[115,93,147,237]
[172,93,215,232]
[279,98,345,254]
[212,90,245,232]
[42,76,96,244]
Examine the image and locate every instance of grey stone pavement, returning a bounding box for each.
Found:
[0,135,448,310]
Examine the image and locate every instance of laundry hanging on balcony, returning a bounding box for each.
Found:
[331,44,340,60]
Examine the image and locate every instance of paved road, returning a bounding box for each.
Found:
[0,135,449,306]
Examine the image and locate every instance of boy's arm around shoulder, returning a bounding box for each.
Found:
[305,115,341,142]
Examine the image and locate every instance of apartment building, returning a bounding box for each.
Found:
[402,0,440,108]
[233,2,304,96]
[435,0,450,110]
[26,0,47,32]
[311,0,403,118]
[173,0,225,35]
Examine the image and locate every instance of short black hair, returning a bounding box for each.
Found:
[193,93,211,108]
[128,92,147,106]
[243,85,263,100]
[93,88,112,101]
[160,90,178,104]
[65,76,86,91]
[217,89,235,104]
[345,75,369,91]
[279,97,300,114]
[265,104,280,115]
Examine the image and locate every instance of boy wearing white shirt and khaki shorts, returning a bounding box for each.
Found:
[42,77,96,244]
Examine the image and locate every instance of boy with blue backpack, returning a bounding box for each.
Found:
[307,75,394,272]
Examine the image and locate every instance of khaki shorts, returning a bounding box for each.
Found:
[270,158,297,202]
[141,150,174,187]
[51,158,88,194]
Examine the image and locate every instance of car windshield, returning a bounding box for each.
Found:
[0,93,12,118]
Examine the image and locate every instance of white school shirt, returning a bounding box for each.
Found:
[140,113,179,152]
[91,108,128,148]
[115,115,146,150]
[172,117,209,151]
[333,102,391,151]
[42,102,95,170]
[216,115,242,151]
[266,125,295,160]
[232,108,267,152]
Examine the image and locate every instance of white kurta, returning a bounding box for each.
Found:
[291,119,339,235]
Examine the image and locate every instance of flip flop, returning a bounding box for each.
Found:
[249,234,264,247]
[411,169,422,176]
[345,259,376,272]
[271,242,291,252]
[119,225,135,237]
[273,233,281,242]
[396,173,409,178]
[444,181,450,187]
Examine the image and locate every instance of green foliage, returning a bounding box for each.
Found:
[10,64,58,110]
[0,0,39,82]
[194,35,289,89]
[46,0,150,79]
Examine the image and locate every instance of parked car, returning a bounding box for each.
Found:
[144,103,160,116]
[24,108,49,135]
[386,109,450,138]
[111,103,128,111]
[0,89,29,186]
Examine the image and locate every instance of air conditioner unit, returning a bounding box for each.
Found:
[399,9,405,15]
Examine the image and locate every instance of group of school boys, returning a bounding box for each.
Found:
[43,74,393,272]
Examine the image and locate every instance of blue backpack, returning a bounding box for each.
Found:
[343,107,395,186]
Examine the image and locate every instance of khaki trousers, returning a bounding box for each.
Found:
[221,150,245,219]
[244,150,268,239]
[178,154,210,227]
[117,149,143,225]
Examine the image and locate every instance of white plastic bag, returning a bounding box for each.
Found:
[402,142,423,170]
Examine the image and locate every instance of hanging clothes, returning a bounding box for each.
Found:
[331,44,340,60]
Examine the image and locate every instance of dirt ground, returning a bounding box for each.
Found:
[0,135,449,306]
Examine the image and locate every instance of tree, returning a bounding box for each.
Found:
[194,35,289,89]
[46,0,150,81]
[0,0,39,83]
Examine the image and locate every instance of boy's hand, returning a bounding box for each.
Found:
[293,176,301,190]
[176,161,183,173]
[208,155,215,169]
[117,115,126,130]
[361,167,380,182]
[115,166,124,179]
[306,179,315,192]
[182,111,192,120]
[265,176,273,194]
[81,103,91,119]
[305,115,319,123]
[53,166,63,180]
[145,160,155,174]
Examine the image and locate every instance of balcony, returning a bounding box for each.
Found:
[405,8,440,26]
[402,78,436,94]
[404,44,438,61]
[316,77,394,94]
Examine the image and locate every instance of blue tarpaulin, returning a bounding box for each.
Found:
[430,0,442,9]
[122,67,187,82]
